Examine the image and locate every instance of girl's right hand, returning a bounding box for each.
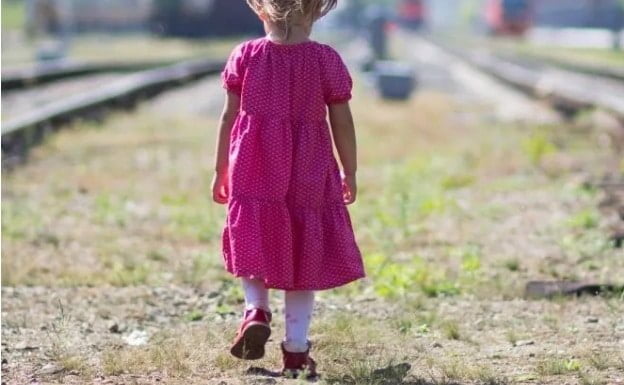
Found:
[342,174,357,205]
[212,171,229,204]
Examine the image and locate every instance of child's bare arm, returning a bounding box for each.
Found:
[329,102,357,175]
[212,91,240,203]
[329,102,358,204]
[214,91,241,173]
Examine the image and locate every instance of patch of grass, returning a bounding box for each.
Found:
[432,357,507,384]
[166,203,221,243]
[185,309,204,322]
[45,300,92,375]
[503,258,520,272]
[101,350,126,376]
[560,232,612,259]
[472,365,509,385]
[94,193,129,227]
[440,173,475,190]
[366,254,461,299]
[1,0,25,30]
[176,252,222,287]
[325,359,411,385]
[441,320,461,340]
[59,355,91,375]
[521,132,556,166]
[536,358,582,376]
[584,350,622,371]
[580,373,606,385]
[101,328,228,377]
[1,201,42,241]
[567,209,599,230]
[147,249,167,262]
[505,329,518,346]
[456,244,482,273]
[393,318,413,335]
[416,322,430,334]
[109,259,153,286]
[212,352,239,372]
[420,279,461,298]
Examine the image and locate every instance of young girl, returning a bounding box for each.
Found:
[211,0,365,377]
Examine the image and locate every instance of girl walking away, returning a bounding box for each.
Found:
[211,0,365,378]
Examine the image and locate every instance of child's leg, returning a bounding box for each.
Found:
[242,278,270,312]
[231,278,271,360]
[283,290,315,352]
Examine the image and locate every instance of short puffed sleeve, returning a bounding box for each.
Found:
[221,42,248,95]
[321,46,353,104]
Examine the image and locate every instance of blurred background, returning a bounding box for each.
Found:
[2,0,623,67]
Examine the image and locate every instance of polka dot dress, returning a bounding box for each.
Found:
[220,37,365,291]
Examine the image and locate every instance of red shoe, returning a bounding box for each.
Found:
[281,341,318,379]
[230,308,272,360]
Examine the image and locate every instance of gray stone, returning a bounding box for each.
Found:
[39,363,63,375]
[14,341,38,351]
[123,330,149,346]
[514,340,535,347]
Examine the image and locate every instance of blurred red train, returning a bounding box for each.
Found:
[485,0,533,35]
[397,0,426,30]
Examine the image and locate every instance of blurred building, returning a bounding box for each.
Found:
[150,0,262,37]
[25,0,262,36]
[424,0,623,31]
[534,0,623,30]
[26,0,73,34]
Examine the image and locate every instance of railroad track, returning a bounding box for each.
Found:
[427,35,624,251]
[505,52,624,83]
[1,59,189,91]
[427,36,624,121]
[1,58,225,166]
[415,36,624,299]
[400,31,623,259]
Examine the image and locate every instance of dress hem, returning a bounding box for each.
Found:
[226,268,365,291]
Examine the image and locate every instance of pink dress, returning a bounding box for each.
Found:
[221,37,365,291]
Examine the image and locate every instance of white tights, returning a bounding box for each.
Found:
[241,278,314,353]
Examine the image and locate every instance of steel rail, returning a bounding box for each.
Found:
[2,59,191,91]
[428,37,624,120]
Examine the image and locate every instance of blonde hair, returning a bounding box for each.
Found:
[246,0,337,25]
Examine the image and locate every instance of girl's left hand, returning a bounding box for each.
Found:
[212,171,229,204]
[342,174,357,205]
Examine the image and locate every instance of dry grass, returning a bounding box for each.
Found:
[2,31,240,66]
[2,55,624,384]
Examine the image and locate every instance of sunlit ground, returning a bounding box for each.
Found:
[2,59,623,383]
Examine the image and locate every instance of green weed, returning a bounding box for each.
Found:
[536,358,581,375]
[456,244,482,273]
[94,193,128,227]
[185,310,204,322]
[366,254,460,299]
[521,132,556,165]
[503,258,520,272]
[567,209,599,229]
